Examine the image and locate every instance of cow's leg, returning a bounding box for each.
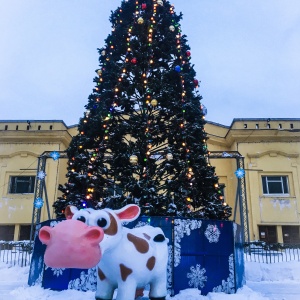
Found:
[135,288,144,298]
[149,275,167,300]
[95,275,114,300]
[115,278,137,300]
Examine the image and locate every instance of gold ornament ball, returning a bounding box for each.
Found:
[138,17,144,24]
[157,0,163,6]
[169,25,175,32]
[166,153,173,160]
[129,155,138,164]
[151,99,158,107]
[97,69,102,76]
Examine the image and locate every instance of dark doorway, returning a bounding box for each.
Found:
[258,225,277,243]
[282,226,300,244]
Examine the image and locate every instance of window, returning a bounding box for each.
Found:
[0,225,15,241]
[19,225,32,241]
[262,176,289,195]
[9,176,35,194]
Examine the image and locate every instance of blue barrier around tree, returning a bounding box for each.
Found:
[28,217,245,296]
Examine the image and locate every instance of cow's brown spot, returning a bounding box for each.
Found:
[127,233,149,253]
[146,256,156,271]
[98,267,106,281]
[104,212,118,236]
[120,263,133,281]
[143,233,151,240]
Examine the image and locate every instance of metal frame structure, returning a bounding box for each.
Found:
[29,151,68,243]
[29,150,250,243]
[209,151,250,243]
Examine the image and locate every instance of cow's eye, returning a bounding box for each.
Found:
[77,216,86,223]
[97,218,108,228]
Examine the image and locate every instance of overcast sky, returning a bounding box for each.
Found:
[0,0,299,126]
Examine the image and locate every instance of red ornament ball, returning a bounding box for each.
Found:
[186,51,191,57]
[193,79,199,87]
[142,3,147,9]
[131,58,137,64]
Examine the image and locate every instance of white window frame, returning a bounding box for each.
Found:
[262,175,289,196]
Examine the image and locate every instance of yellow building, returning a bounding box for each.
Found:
[1,118,299,244]
[0,120,74,241]
[207,118,300,244]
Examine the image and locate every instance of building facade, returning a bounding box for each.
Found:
[0,118,299,244]
[0,120,74,241]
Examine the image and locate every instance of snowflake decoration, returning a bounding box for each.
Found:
[167,245,174,295]
[134,221,150,228]
[187,264,207,289]
[50,151,60,161]
[30,256,44,286]
[68,268,97,292]
[174,219,202,267]
[51,267,65,277]
[37,171,46,180]
[50,220,61,227]
[212,254,235,294]
[36,272,43,285]
[204,224,221,243]
[233,223,237,237]
[34,197,44,209]
[235,168,245,178]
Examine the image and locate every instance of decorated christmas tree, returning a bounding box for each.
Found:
[53,0,232,220]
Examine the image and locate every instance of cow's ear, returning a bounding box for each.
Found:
[65,205,78,220]
[115,204,140,222]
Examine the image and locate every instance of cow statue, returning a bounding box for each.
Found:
[39,204,169,300]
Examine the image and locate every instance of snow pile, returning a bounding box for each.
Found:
[1,260,300,299]
[245,261,300,282]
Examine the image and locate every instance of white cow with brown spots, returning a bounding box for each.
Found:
[56,204,168,300]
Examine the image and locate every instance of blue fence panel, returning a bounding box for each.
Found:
[234,223,246,290]
[28,221,49,286]
[28,217,244,296]
[172,219,235,295]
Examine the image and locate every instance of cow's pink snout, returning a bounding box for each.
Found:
[39,220,104,269]
[39,227,52,245]
[84,226,104,244]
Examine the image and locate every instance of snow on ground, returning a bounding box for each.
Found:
[1,260,300,300]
